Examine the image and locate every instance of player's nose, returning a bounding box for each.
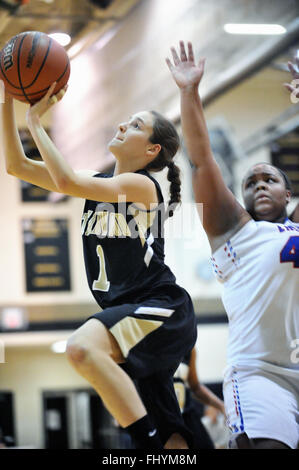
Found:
[118,122,127,133]
[254,179,268,192]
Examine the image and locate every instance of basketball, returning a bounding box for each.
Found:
[0,31,70,104]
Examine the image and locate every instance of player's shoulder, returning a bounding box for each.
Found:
[284,218,299,228]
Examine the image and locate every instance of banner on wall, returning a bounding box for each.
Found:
[22,218,71,292]
[21,180,52,202]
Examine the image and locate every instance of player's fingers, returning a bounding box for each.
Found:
[165,57,174,71]
[179,41,187,61]
[56,88,65,99]
[170,46,180,66]
[45,82,57,101]
[283,82,299,97]
[49,95,58,105]
[187,42,194,63]
[287,61,298,76]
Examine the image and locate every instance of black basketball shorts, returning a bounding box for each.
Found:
[87,283,197,446]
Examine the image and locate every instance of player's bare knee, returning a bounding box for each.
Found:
[66,336,90,365]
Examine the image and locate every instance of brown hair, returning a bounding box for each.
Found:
[144,110,181,217]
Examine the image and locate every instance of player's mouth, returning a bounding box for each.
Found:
[255,192,271,202]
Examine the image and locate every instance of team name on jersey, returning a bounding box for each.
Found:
[81,209,131,238]
[277,224,299,233]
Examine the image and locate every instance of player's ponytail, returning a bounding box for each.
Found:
[145,110,181,217]
[166,160,181,217]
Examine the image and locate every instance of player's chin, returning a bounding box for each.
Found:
[254,208,281,222]
[252,202,276,221]
[108,139,119,153]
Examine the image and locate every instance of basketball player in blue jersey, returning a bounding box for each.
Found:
[1,83,197,449]
[167,41,299,449]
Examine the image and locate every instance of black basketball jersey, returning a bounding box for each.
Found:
[81,169,177,309]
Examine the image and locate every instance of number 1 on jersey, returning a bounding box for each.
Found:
[93,245,110,291]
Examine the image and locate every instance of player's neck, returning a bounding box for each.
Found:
[113,160,145,176]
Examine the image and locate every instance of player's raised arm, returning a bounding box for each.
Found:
[0,84,65,192]
[25,83,158,206]
[166,42,250,249]
[1,85,97,192]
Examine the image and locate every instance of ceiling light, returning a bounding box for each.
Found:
[224,24,286,35]
[49,33,71,47]
[51,340,67,354]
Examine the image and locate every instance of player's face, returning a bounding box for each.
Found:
[108,111,155,159]
[242,164,291,222]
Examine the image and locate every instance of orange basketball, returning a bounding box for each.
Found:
[0,31,70,104]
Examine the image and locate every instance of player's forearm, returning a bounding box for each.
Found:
[0,96,28,174]
[191,382,224,411]
[180,86,213,168]
[27,115,76,192]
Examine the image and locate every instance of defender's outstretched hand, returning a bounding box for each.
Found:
[284,57,299,101]
[166,41,205,89]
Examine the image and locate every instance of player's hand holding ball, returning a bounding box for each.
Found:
[0,31,70,104]
[26,81,68,124]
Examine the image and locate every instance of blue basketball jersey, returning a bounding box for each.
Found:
[81,169,177,309]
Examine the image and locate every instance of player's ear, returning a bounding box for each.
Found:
[286,189,291,205]
[146,143,161,158]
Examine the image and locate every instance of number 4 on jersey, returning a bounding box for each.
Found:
[280,236,299,268]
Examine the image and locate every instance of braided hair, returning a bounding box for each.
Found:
[144,110,181,217]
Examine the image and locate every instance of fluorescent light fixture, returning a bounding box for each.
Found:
[224,24,286,35]
[49,33,71,47]
[51,340,67,354]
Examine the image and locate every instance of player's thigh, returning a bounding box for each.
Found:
[224,366,298,448]
[231,433,291,449]
[68,318,125,363]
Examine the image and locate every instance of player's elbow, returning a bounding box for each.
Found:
[55,174,76,195]
[6,162,19,177]
[5,154,27,177]
[55,176,69,192]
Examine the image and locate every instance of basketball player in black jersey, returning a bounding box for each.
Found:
[1,82,197,449]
